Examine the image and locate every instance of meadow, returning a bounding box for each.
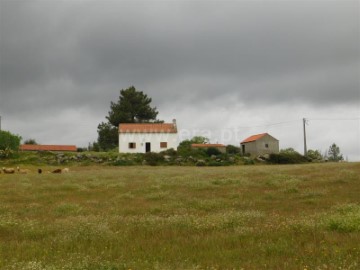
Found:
[0,163,359,269]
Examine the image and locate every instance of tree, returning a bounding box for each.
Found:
[177,136,210,155]
[0,130,22,151]
[106,86,159,126]
[97,86,161,151]
[97,122,118,151]
[190,136,210,144]
[24,138,38,145]
[328,143,343,162]
[280,148,298,154]
[307,149,323,161]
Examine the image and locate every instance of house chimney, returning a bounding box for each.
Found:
[172,119,177,131]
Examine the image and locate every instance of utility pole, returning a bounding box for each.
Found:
[303,118,307,156]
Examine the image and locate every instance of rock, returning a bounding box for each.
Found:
[196,160,206,166]
[257,154,270,162]
[164,155,171,161]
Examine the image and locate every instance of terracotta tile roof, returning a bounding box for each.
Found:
[119,123,177,133]
[241,133,268,143]
[191,144,226,148]
[20,145,77,152]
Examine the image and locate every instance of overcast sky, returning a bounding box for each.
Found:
[0,0,359,160]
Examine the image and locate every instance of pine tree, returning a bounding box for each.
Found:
[97,86,161,151]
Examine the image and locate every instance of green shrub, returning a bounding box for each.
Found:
[112,159,135,166]
[144,152,164,166]
[226,145,240,154]
[243,158,255,165]
[0,148,14,158]
[196,160,206,166]
[268,152,309,164]
[208,161,231,166]
[0,130,22,153]
[160,148,177,156]
[324,204,360,232]
[206,147,221,156]
[208,161,222,166]
[307,149,323,161]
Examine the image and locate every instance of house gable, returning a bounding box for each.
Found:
[240,133,279,156]
[241,133,278,144]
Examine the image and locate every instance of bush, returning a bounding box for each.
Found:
[196,160,206,166]
[206,147,221,156]
[144,152,164,166]
[0,148,14,158]
[0,130,21,152]
[208,161,231,166]
[243,158,255,165]
[307,149,323,161]
[268,152,309,164]
[324,204,360,233]
[226,145,240,154]
[0,130,21,158]
[112,159,135,166]
[160,148,177,156]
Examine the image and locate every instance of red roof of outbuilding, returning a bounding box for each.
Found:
[119,123,177,133]
[20,145,77,152]
[191,144,226,148]
[241,133,268,143]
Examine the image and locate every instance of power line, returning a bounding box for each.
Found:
[185,117,359,132]
[234,119,300,129]
[233,117,359,130]
[308,117,360,121]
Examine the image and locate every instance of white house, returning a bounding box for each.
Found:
[119,120,178,153]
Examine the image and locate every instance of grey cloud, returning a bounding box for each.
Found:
[0,0,359,158]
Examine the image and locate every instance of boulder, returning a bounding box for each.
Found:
[196,160,206,166]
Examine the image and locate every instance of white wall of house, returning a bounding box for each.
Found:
[119,133,178,153]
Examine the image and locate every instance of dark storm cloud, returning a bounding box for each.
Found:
[1,0,358,113]
[0,0,359,159]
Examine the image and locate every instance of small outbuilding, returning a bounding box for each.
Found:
[20,144,77,152]
[240,133,279,156]
[191,143,226,153]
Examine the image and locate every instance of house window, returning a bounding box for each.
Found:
[129,142,136,149]
[160,142,167,148]
[265,143,269,148]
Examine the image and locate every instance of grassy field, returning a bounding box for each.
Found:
[0,163,359,269]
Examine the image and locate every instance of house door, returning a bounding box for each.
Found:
[241,145,245,155]
[145,142,151,153]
